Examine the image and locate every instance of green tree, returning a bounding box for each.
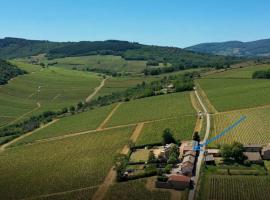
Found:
[162,128,176,144]
[221,144,233,161]
[193,131,200,142]
[69,105,75,113]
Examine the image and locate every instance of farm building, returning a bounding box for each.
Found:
[207,149,221,157]
[244,144,262,152]
[182,155,195,165]
[180,140,198,155]
[180,162,194,177]
[204,154,215,165]
[243,152,263,164]
[155,175,190,190]
[183,150,197,157]
[262,144,270,160]
[168,175,191,190]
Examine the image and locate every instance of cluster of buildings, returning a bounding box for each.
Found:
[243,143,270,163]
[155,142,270,191]
[156,141,199,190]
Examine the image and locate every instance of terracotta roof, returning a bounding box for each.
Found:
[169,175,190,182]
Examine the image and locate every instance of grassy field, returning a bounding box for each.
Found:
[206,65,270,79]
[198,78,270,111]
[49,55,167,74]
[10,104,116,146]
[0,126,133,200]
[136,115,196,145]
[104,179,171,200]
[209,106,270,146]
[106,92,195,127]
[0,62,101,126]
[199,175,270,200]
[94,76,159,98]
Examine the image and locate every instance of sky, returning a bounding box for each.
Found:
[1,0,270,47]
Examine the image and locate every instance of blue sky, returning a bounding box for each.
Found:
[1,0,270,47]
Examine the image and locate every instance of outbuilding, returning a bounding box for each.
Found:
[243,152,263,164]
[244,144,262,152]
[262,144,270,160]
[168,175,191,190]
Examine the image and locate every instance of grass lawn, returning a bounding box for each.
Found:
[198,78,270,111]
[50,55,167,74]
[106,92,195,127]
[265,161,270,173]
[209,106,270,146]
[0,126,133,200]
[10,104,115,146]
[136,115,196,145]
[130,149,149,162]
[104,179,171,200]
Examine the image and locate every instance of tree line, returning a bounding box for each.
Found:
[0,60,26,85]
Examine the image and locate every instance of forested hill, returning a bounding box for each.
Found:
[0,37,68,59]
[47,40,242,68]
[186,39,270,57]
[0,59,26,85]
[0,37,243,69]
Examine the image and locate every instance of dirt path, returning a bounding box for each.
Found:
[92,122,145,200]
[188,88,210,200]
[23,185,100,200]
[0,119,58,152]
[85,78,108,103]
[195,81,218,114]
[27,117,182,147]
[97,103,122,130]
[5,102,41,127]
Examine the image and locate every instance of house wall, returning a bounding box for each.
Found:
[263,151,270,160]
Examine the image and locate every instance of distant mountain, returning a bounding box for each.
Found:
[0,37,243,69]
[186,39,270,57]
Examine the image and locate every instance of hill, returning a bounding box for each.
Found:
[0,37,242,70]
[0,59,26,85]
[0,37,68,59]
[186,39,270,57]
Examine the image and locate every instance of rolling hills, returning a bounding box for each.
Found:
[186,39,270,57]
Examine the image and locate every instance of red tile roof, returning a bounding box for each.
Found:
[169,175,190,182]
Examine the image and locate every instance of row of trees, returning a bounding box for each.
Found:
[252,69,270,79]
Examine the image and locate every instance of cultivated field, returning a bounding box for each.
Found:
[0,126,133,200]
[205,64,270,79]
[104,179,171,200]
[198,78,270,111]
[209,106,270,146]
[105,92,195,127]
[50,55,167,74]
[0,62,101,126]
[199,175,270,200]
[10,104,115,146]
[136,115,196,145]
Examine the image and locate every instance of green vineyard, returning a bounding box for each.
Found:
[201,175,270,200]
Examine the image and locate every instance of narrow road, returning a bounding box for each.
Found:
[96,103,122,130]
[0,119,59,152]
[92,123,144,200]
[85,78,108,103]
[188,89,210,200]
